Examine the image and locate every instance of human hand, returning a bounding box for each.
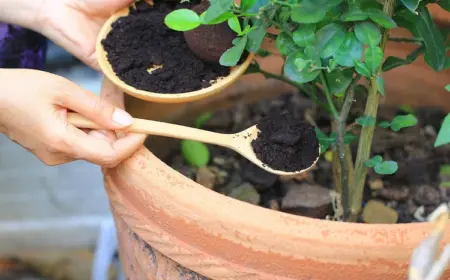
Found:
[0,69,146,167]
[37,0,134,70]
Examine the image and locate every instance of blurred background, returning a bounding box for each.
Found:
[0,24,117,280]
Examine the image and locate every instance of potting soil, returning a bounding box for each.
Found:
[101,1,230,93]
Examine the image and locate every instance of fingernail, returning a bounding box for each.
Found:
[112,108,133,126]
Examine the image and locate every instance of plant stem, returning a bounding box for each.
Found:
[336,77,359,220]
[388,36,423,44]
[319,71,339,120]
[350,0,396,221]
[257,68,331,112]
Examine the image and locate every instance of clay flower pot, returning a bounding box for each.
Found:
[96,2,254,103]
[105,78,450,280]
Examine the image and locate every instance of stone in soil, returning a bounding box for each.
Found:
[183,2,236,63]
[228,183,260,205]
[196,166,216,189]
[101,1,230,93]
[362,200,398,224]
[414,185,441,206]
[281,183,332,218]
[376,186,410,201]
[242,162,278,190]
[251,112,319,172]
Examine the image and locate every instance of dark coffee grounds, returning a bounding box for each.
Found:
[251,112,319,172]
[101,1,230,93]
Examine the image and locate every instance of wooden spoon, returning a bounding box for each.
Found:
[96,5,255,104]
[68,113,319,176]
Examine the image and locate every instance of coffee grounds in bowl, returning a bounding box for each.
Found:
[251,112,320,172]
[101,1,230,93]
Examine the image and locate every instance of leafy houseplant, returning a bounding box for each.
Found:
[164,0,450,222]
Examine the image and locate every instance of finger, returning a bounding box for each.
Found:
[65,123,145,167]
[100,77,125,109]
[88,129,117,143]
[109,132,147,166]
[83,0,135,16]
[100,77,130,139]
[55,80,133,129]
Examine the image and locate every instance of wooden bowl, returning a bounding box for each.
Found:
[96,7,255,103]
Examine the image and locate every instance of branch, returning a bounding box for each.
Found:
[257,68,331,113]
[336,76,360,220]
[388,36,423,44]
[319,71,339,120]
[350,0,396,220]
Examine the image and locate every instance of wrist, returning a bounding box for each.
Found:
[0,0,46,31]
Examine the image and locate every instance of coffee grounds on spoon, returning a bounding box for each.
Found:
[251,112,320,172]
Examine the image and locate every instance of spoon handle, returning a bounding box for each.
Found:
[67,113,231,147]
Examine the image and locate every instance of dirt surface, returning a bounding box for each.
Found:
[101,0,230,93]
[251,112,319,172]
[164,92,450,223]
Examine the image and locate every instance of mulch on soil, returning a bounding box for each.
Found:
[101,0,230,93]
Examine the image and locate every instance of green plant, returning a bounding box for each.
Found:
[180,112,212,167]
[165,0,450,221]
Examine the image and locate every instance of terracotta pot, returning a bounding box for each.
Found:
[105,6,450,279]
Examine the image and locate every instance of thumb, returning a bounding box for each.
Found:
[56,81,133,129]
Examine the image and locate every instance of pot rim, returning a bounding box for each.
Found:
[96,6,254,104]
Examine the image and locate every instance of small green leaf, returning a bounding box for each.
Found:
[292,24,316,47]
[382,56,410,72]
[356,116,376,126]
[227,17,242,34]
[365,155,383,168]
[334,32,364,67]
[394,5,446,71]
[291,0,328,24]
[204,0,233,24]
[315,127,330,152]
[374,161,398,175]
[399,0,422,14]
[435,113,450,147]
[240,0,257,11]
[284,50,321,83]
[329,132,357,145]
[324,68,353,95]
[315,23,346,58]
[341,9,368,22]
[195,112,213,128]
[203,11,234,24]
[390,114,418,131]
[378,121,391,128]
[364,46,384,75]
[354,22,382,47]
[164,9,201,31]
[355,61,372,77]
[445,84,450,92]
[276,32,296,56]
[219,35,248,66]
[366,8,397,28]
[181,140,210,167]
[246,25,266,52]
[377,76,385,96]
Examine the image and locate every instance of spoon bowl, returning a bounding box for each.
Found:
[96,5,255,103]
[68,113,319,176]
